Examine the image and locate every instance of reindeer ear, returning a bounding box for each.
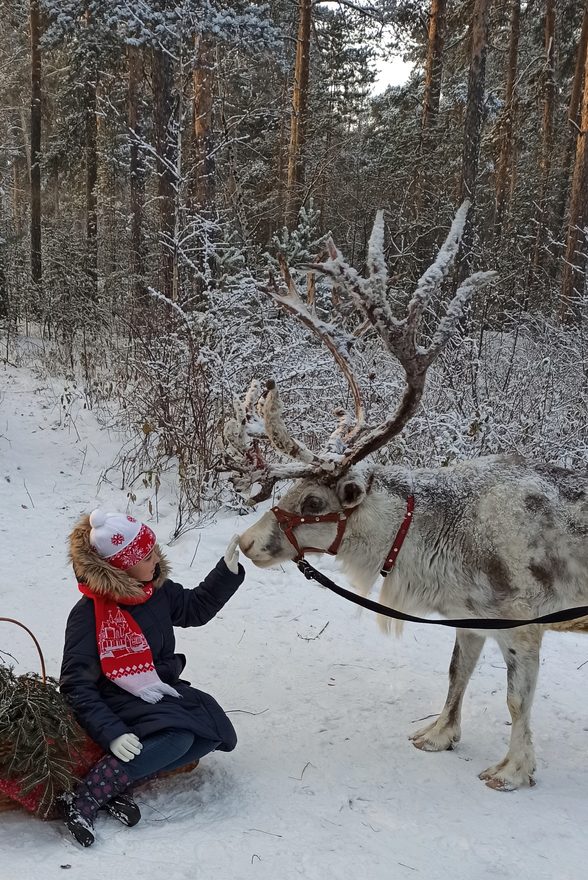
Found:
[336,475,367,509]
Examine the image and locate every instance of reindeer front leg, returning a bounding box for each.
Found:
[410,630,485,752]
[478,629,542,791]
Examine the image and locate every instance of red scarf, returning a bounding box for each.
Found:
[78,583,180,704]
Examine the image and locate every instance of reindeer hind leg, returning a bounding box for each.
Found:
[479,628,542,791]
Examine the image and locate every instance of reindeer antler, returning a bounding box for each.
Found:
[224,202,496,500]
[223,379,334,503]
[266,256,367,444]
[312,201,496,467]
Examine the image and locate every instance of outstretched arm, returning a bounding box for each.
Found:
[166,540,245,627]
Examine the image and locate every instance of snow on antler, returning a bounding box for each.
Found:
[224,202,496,498]
[223,379,334,503]
[310,201,496,466]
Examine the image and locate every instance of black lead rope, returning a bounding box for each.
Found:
[296,559,588,630]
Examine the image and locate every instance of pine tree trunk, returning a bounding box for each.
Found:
[456,0,490,284]
[460,0,490,202]
[13,152,24,235]
[555,1,588,237]
[531,0,556,276]
[560,32,588,321]
[413,0,447,267]
[193,35,215,214]
[285,0,312,226]
[494,0,520,242]
[152,48,175,300]
[421,0,447,137]
[128,45,145,304]
[0,187,7,320]
[85,53,98,295]
[29,0,42,288]
[273,73,289,239]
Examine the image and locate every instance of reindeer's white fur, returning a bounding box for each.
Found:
[239,454,588,791]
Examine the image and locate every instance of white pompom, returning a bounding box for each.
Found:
[89,509,107,528]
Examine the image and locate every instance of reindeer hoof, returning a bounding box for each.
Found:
[482,775,517,792]
[479,762,536,791]
[409,726,459,752]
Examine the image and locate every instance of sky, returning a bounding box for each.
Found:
[2,358,588,880]
[373,54,414,93]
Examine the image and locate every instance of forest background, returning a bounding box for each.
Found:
[1,0,587,532]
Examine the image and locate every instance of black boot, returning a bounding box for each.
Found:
[59,792,96,847]
[104,792,141,827]
[60,754,132,847]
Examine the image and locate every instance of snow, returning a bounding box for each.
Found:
[2,360,588,879]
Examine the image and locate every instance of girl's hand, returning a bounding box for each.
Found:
[224,535,240,574]
[109,733,143,762]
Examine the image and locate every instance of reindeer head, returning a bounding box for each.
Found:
[225,202,495,568]
[239,469,372,566]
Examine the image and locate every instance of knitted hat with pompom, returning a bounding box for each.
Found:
[89,510,156,571]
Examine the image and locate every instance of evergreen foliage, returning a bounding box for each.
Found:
[0,0,587,531]
[0,663,87,818]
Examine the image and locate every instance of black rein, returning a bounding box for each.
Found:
[296,559,588,630]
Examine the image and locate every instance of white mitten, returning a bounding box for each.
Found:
[224,534,240,574]
[109,733,143,762]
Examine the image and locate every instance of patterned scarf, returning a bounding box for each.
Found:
[78,582,180,704]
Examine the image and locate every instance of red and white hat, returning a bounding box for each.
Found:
[89,510,156,571]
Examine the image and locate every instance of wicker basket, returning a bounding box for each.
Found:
[1,617,48,814]
[0,792,17,813]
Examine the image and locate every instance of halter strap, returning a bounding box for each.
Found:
[271,494,415,574]
[271,506,353,561]
[380,495,415,577]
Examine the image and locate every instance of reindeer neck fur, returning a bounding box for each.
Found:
[337,464,415,596]
[337,462,465,607]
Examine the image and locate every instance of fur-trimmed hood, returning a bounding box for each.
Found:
[69,513,170,601]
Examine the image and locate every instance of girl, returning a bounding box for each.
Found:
[60,509,244,846]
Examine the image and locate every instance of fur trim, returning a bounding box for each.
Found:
[69,514,170,601]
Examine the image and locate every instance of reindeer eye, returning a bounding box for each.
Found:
[302,495,324,515]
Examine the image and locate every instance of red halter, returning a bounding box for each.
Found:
[271,506,354,561]
[271,495,415,575]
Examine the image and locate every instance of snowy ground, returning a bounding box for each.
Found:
[1,359,588,880]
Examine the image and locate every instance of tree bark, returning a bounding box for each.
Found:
[274,73,289,238]
[413,0,447,267]
[531,0,556,275]
[459,0,490,203]
[285,0,312,226]
[128,45,146,305]
[456,0,490,284]
[560,29,588,320]
[421,0,447,138]
[494,0,520,242]
[85,50,98,294]
[152,48,175,300]
[555,1,588,235]
[0,186,7,320]
[193,35,215,214]
[29,0,42,287]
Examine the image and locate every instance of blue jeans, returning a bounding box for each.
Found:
[122,729,221,783]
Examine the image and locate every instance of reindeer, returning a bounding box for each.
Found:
[225,203,588,791]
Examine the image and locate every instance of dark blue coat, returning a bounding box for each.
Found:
[60,559,244,752]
